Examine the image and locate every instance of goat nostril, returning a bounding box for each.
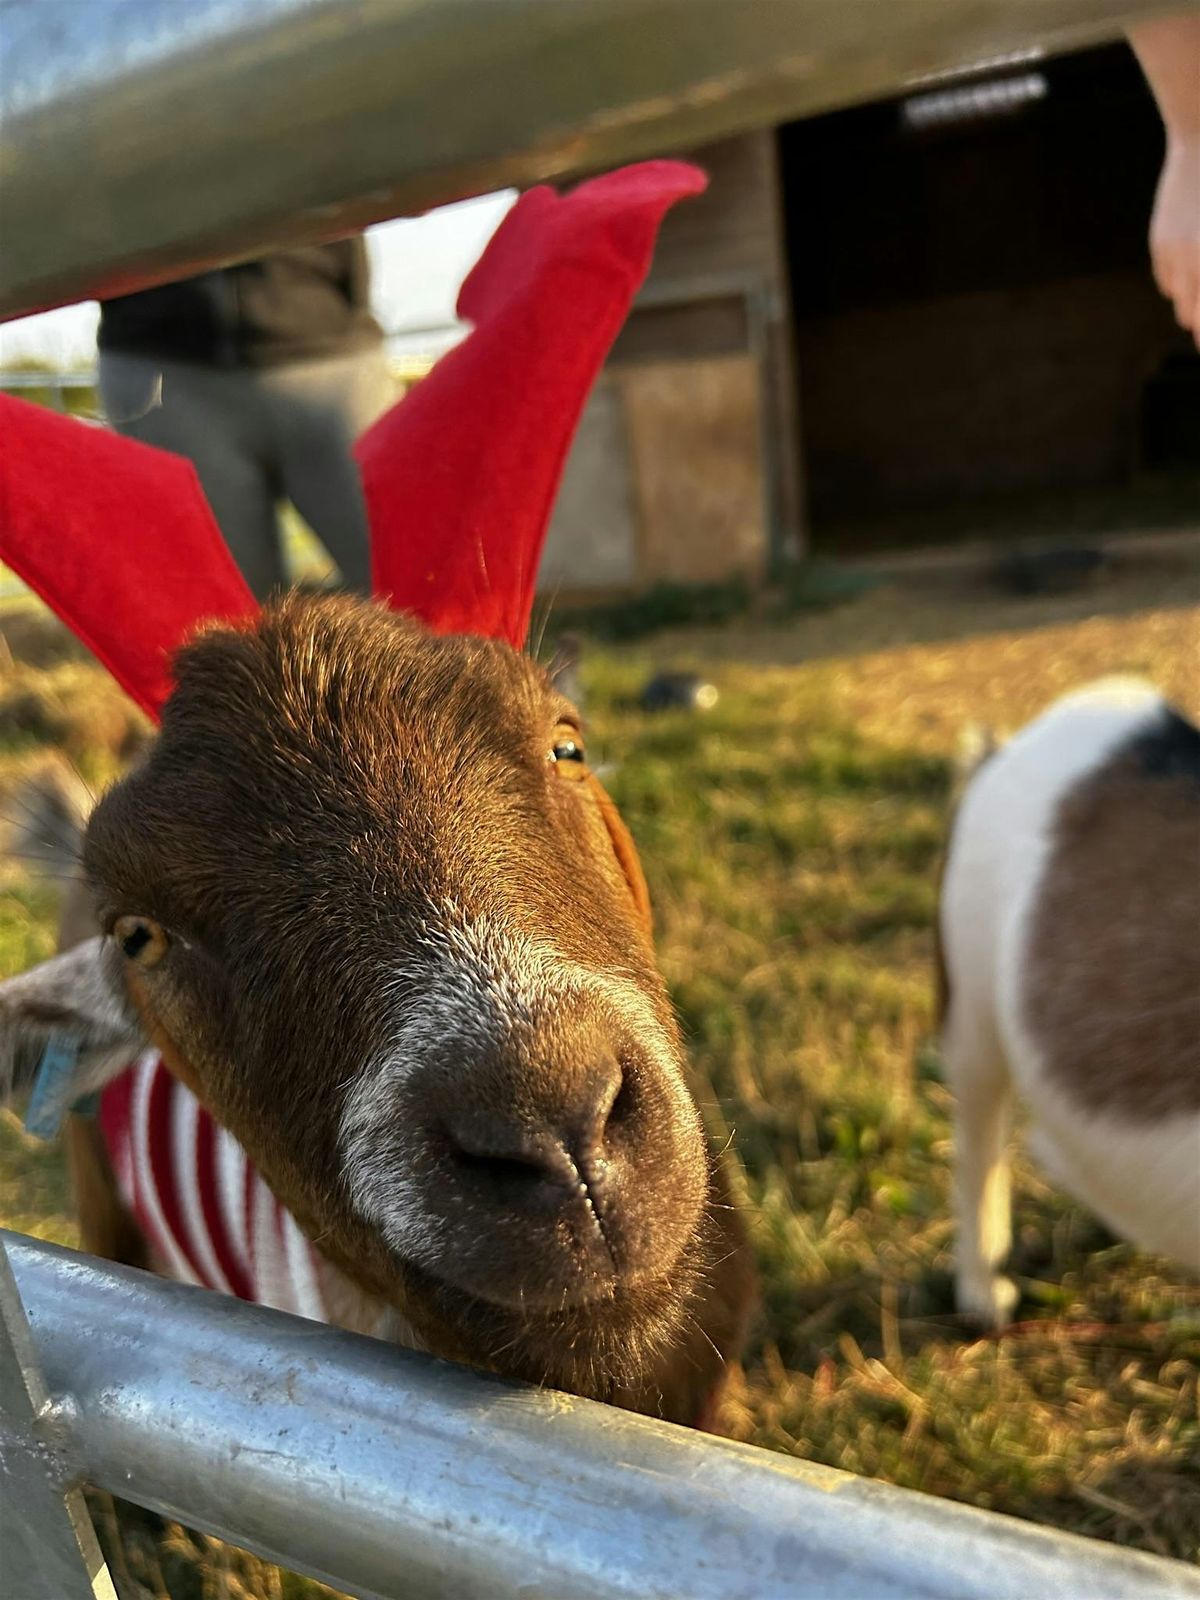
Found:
[449,1143,550,1198]
[605,1069,635,1130]
[436,1053,632,1205]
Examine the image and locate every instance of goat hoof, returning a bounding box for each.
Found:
[956,1271,1019,1330]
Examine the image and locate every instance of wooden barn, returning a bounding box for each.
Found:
[539,40,1197,594]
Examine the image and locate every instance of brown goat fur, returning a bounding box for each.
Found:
[1024,728,1200,1120]
[10,595,754,1422]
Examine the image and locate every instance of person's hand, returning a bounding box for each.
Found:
[1129,17,1200,349]
[1149,138,1200,348]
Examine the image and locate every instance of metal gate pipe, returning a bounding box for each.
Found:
[0,0,1186,322]
[0,1239,116,1600]
[6,1230,1198,1600]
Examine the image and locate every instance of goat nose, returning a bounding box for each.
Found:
[440,1055,628,1206]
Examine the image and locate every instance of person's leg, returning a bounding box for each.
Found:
[98,352,285,600]
[261,348,396,593]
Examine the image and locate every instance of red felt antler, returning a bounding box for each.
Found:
[0,160,704,714]
[358,160,706,646]
[0,398,256,720]
[1,164,708,1311]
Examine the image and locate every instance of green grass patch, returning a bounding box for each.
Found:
[1,587,1198,1587]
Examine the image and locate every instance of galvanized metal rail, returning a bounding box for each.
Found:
[0,1238,116,1600]
[0,0,1188,322]
[4,1229,1198,1600]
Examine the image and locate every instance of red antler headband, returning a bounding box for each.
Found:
[0,161,706,717]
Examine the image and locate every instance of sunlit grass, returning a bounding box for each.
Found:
[1,561,1197,1590]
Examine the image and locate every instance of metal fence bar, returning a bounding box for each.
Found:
[0,1236,116,1600]
[0,370,94,389]
[6,1230,1198,1600]
[0,370,95,414]
[1,0,1186,323]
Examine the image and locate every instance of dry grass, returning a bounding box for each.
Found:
[1,554,1197,1593]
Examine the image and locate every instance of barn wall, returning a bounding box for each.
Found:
[640,132,786,290]
[538,129,802,595]
[617,354,765,583]
[540,378,639,588]
[781,41,1196,545]
[798,271,1178,517]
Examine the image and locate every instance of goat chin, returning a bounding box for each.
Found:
[397,1233,706,1403]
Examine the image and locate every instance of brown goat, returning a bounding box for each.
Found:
[1,594,753,1423]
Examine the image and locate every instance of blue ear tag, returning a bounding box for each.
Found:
[24,1034,84,1141]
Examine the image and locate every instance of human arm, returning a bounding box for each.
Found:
[1129,14,1200,346]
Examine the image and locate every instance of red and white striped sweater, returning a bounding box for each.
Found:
[99,1053,327,1322]
[98,1053,723,1429]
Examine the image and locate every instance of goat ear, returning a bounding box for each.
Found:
[587,775,653,941]
[0,938,144,1125]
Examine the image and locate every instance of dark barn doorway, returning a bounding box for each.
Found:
[780,43,1200,555]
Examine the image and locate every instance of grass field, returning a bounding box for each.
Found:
[2,550,1198,1593]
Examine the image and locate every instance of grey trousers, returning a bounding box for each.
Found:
[99,347,396,600]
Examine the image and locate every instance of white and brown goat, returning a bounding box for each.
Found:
[939,678,1200,1327]
[0,595,753,1422]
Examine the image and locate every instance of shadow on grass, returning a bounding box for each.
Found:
[613,547,1200,673]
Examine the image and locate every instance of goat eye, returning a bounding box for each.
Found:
[113,914,169,967]
[549,724,587,776]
